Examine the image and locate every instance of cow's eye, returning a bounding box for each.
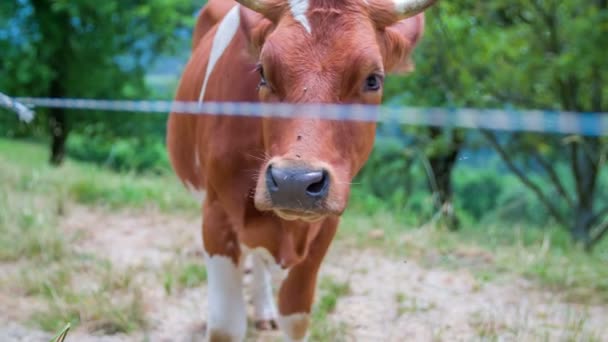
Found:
[363,74,383,92]
[257,65,267,87]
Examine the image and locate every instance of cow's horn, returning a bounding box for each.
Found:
[368,0,436,27]
[233,0,284,20]
[391,0,436,18]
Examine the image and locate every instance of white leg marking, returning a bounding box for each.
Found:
[199,5,241,103]
[288,0,312,34]
[277,312,310,342]
[242,245,290,288]
[204,254,247,341]
[250,252,278,322]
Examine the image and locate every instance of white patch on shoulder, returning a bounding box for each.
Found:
[199,5,241,103]
[185,181,205,203]
[277,312,310,342]
[204,254,247,341]
[288,0,312,34]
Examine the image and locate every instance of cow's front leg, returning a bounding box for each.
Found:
[276,218,338,342]
[202,201,246,342]
[250,251,278,330]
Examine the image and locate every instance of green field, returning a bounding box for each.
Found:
[0,138,607,340]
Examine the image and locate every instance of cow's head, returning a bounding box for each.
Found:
[241,0,435,221]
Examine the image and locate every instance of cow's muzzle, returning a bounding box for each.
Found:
[265,165,330,212]
[254,158,346,221]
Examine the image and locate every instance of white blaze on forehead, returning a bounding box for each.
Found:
[199,5,241,103]
[288,0,312,34]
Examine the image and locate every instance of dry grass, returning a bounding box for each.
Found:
[2,139,608,341]
[339,210,608,305]
[0,143,150,334]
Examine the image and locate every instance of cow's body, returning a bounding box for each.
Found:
[167,0,434,340]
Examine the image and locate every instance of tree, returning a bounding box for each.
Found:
[473,0,608,250]
[387,0,607,248]
[385,3,485,230]
[0,0,197,165]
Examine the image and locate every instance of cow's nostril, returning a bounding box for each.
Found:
[265,165,330,210]
[266,165,279,191]
[306,171,328,197]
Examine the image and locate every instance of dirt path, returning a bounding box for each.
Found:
[1,205,606,341]
[322,248,606,341]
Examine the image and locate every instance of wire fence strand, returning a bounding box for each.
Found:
[0,93,35,123]
[2,93,608,136]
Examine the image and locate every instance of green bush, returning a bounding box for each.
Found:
[355,137,411,199]
[453,168,503,220]
[354,143,556,228]
[351,136,438,223]
[66,134,170,174]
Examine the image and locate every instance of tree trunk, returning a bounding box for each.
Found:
[571,207,594,251]
[427,128,463,230]
[48,72,69,166]
[49,108,68,165]
[570,138,601,250]
[570,139,598,249]
[31,0,71,166]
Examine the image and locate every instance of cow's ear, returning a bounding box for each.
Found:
[383,13,425,74]
[239,6,274,57]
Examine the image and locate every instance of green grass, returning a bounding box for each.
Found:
[2,137,608,338]
[395,292,436,316]
[32,288,146,334]
[4,244,148,334]
[0,139,155,333]
[0,138,198,213]
[315,276,350,314]
[0,172,70,264]
[50,323,71,342]
[339,205,608,303]
[161,259,208,295]
[0,206,68,263]
[309,277,350,341]
[18,256,147,333]
[4,249,147,334]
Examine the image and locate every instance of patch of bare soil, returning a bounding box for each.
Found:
[321,247,607,341]
[1,205,606,341]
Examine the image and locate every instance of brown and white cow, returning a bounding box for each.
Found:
[167,0,435,340]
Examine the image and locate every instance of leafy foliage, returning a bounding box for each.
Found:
[382,0,608,247]
[2,0,608,246]
[0,0,198,161]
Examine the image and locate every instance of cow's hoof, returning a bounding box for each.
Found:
[254,319,278,331]
[206,329,235,342]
